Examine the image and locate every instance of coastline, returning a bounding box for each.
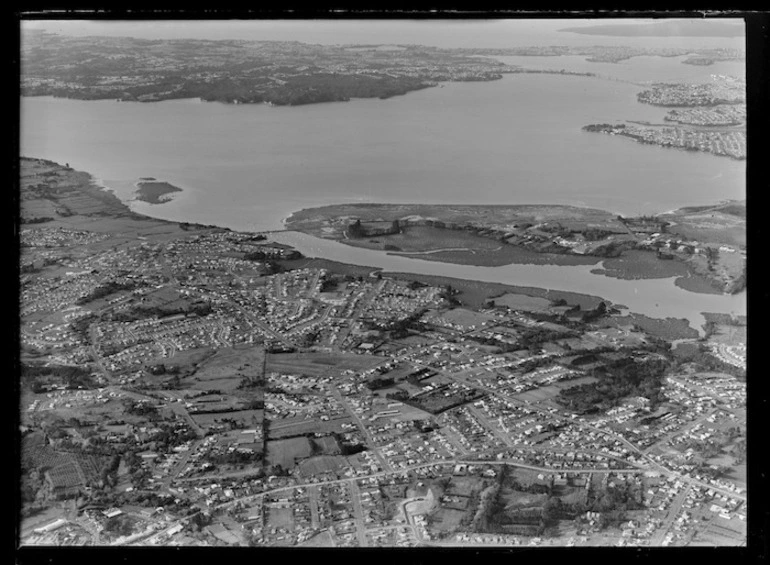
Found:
[21,157,744,335]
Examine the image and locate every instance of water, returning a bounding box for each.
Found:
[271,231,745,335]
[19,34,746,331]
[494,55,745,84]
[21,71,744,232]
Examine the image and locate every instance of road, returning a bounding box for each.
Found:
[650,484,692,546]
[212,457,643,514]
[642,408,719,455]
[347,478,369,547]
[332,389,393,473]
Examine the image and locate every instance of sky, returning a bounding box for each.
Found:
[20,18,744,49]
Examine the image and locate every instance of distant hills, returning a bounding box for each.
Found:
[560,20,744,38]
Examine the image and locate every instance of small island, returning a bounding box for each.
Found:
[134,180,183,204]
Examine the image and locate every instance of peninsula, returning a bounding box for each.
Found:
[21,31,743,106]
[284,202,746,296]
[582,76,746,160]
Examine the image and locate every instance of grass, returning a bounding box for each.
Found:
[266,507,294,530]
[277,257,378,278]
[674,272,725,295]
[266,437,313,468]
[297,455,345,476]
[266,352,380,376]
[424,308,495,329]
[430,507,467,532]
[268,416,354,439]
[662,209,746,248]
[191,345,264,381]
[501,490,548,510]
[348,226,501,253]
[591,250,690,280]
[338,225,602,268]
[604,313,699,340]
[493,293,553,312]
[286,203,620,236]
[191,409,264,429]
[383,271,605,310]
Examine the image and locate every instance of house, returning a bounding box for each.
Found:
[103,508,123,518]
[34,518,67,534]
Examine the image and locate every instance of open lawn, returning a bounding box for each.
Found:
[266,507,294,530]
[591,250,690,280]
[297,455,346,476]
[602,313,699,340]
[286,203,622,237]
[384,272,606,310]
[348,225,504,253]
[494,293,553,312]
[189,345,264,388]
[277,257,378,279]
[266,437,313,469]
[268,416,354,439]
[430,507,468,533]
[501,490,548,510]
[424,307,496,329]
[267,352,380,377]
[661,204,746,248]
[393,241,599,268]
[191,409,264,429]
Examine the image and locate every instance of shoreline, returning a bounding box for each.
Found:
[22,157,743,333]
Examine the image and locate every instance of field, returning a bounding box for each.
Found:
[429,507,468,532]
[186,345,264,391]
[20,158,198,241]
[266,507,294,530]
[515,375,598,404]
[591,250,690,280]
[661,202,746,247]
[493,293,553,312]
[268,416,354,438]
[423,308,496,329]
[339,225,600,268]
[277,257,378,279]
[500,490,548,510]
[191,409,264,429]
[674,272,725,295]
[266,351,381,377]
[383,272,606,311]
[602,313,699,340]
[285,203,622,237]
[297,455,346,476]
[265,437,313,468]
[706,318,746,346]
[352,225,504,253]
[393,241,599,268]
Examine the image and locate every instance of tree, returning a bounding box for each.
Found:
[348,219,365,238]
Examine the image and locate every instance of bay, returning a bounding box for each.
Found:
[19,55,746,332]
[21,72,744,232]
